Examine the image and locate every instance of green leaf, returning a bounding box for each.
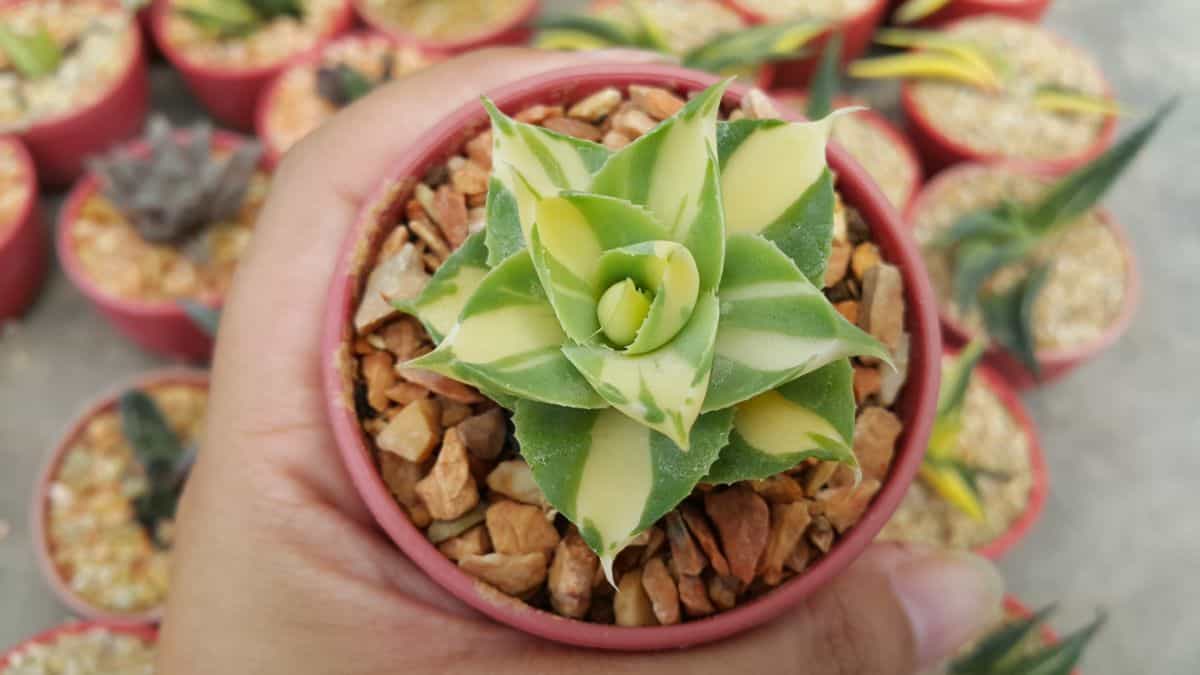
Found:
[981,265,1051,379]
[624,0,673,52]
[406,250,605,409]
[950,605,1057,674]
[175,0,262,38]
[514,402,733,581]
[937,337,987,419]
[594,240,700,354]
[563,294,719,449]
[872,29,1003,85]
[178,300,221,339]
[717,117,844,286]
[1024,97,1177,233]
[315,64,375,107]
[1033,86,1123,117]
[534,14,638,46]
[591,80,729,292]
[706,360,857,484]
[0,24,62,79]
[398,231,489,344]
[120,390,190,534]
[683,19,828,73]
[704,234,890,412]
[806,34,843,120]
[1002,612,1106,675]
[933,202,1028,249]
[482,98,611,266]
[951,238,1034,312]
[248,0,304,20]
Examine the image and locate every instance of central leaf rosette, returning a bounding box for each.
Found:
[400,81,893,578]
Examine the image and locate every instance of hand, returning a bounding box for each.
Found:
[158,48,1004,675]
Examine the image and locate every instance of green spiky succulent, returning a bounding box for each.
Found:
[0,23,63,79]
[398,81,890,576]
[951,605,1105,675]
[175,0,305,39]
[120,390,196,548]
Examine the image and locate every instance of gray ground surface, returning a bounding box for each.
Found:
[1,1,1197,671]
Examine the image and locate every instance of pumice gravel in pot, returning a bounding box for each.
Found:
[906,100,1171,387]
[58,117,270,361]
[353,0,541,54]
[256,31,438,164]
[879,340,1046,560]
[323,64,940,649]
[0,0,149,186]
[0,621,158,675]
[0,135,45,321]
[33,369,208,624]
[890,0,1051,29]
[852,18,1120,173]
[152,0,354,130]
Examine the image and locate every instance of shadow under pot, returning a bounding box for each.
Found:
[887,0,1051,28]
[322,63,942,650]
[151,0,355,130]
[353,0,539,54]
[32,369,209,625]
[255,31,441,166]
[878,344,1047,560]
[57,120,270,361]
[906,162,1139,389]
[0,0,149,187]
[721,0,889,88]
[0,620,158,672]
[0,135,46,321]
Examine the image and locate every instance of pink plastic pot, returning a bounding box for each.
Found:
[0,136,46,321]
[723,0,889,88]
[771,90,924,212]
[353,0,540,54]
[0,620,158,668]
[907,162,1140,389]
[892,0,1052,28]
[57,129,263,362]
[2,0,149,187]
[322,63,941,650]
[151,0,355,130]
[31,368,209,625]
[899,18,1117,175]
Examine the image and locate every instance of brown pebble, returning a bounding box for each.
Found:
[704,486,770,585]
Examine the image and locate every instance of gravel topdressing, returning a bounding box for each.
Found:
[2,627,156,675]
[359,0,529,41]
[0,141,32,234]
[909,16,1110,161]
[912,164,1128,352]
[735,0,876,22]
[162,0,346,69]
[0,1,138,132]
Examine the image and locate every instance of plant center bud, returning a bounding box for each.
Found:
[597,278,652,348]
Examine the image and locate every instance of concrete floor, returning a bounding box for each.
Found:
[1,1,1197,671]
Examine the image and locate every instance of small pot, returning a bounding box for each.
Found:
[770,90,923,212]
[892,0,1052,28]
[0,135,46,321]
[907,162,1140,389]
[57,129,263,361]
[899,18,1117,175]
[321,63,941,650]
[151,0,356,131]
[0,620,158,669]
[353,0,540,54]
[4,0,149,187]
[32,368,209,625]
[723,0,889,88]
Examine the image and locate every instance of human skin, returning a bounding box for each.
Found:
[157,48,1004,675]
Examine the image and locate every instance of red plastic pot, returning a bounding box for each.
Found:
[322,63,941,650]
[0,620,158,669]
[2,0,149,187]
[892,0,1052,28]
[353,0,540,54]
[151,0,355,130]
[0,136,46,321]
[771,90,924,212]
[899,18,1117,175]
[57,129,264,361]
[723,0,889,88]
[907,162,1140,389]
[31,368,208,625]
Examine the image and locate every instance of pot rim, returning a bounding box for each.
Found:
[905,160,1141,369]
[30,367,210,625]
[723,0,888,28]
[320,63,940,650]
[0,619,159,669]
[352,0,540,53]
[899,15,1118,173]
[0,135,38,253]
[151,0,356,80]
[55,128,265,318]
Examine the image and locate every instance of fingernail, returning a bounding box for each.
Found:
[889,549,1005,669]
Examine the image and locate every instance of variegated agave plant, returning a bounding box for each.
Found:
[398,81,892,577]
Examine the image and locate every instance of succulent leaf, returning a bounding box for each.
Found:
[0,24,62,79]
[119,390,191,538]
[873,29,1002,83]
[706,360,857,484]
[849,51,1000,91]
[891,0,953,24]
[594,240,700,354]
[1033,86,1123,118]
[514,402,733,583]
[177,0,303,37]
[951,606,1105,675]
[682,19,828,74]
[534,14,637,49]
[951,238,1034,312]
[316,63,377,107]
[806,34,844,121]
[934,202,1028,249]
[981,265,1050,378]
[178,300,221,339]
[396,232,489,344]
[624,0,672,53]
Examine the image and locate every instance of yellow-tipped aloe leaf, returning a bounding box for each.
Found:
[1033,87,1123,117]
[873,28,1001,81]
[563,294,719,449]
[850,52,999,91]
[706,360,858,484]
[397,232,489,343]
[514,402,733,583]
[920,463,985,521]
[703,234,891,412]
[718,117,846,285]
[406,250,605,409]
[482,99,611,266]
[892,0,953,24]
[683,19,829,74]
